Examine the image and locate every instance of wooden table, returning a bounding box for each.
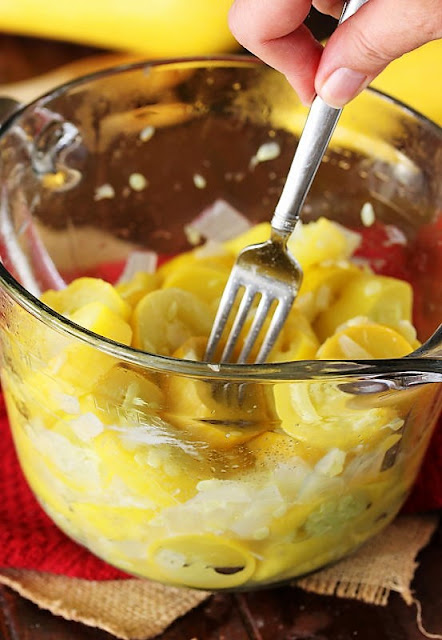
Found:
[0,20,441,640]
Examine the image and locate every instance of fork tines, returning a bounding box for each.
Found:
[205,266,295,364]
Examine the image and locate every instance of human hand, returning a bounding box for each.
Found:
[228,0,442,107]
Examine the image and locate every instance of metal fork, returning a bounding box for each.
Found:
[205,0,369,364]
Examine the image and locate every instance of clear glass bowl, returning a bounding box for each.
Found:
[0,57,441,590]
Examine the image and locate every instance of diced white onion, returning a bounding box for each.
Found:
[53,392,80,415]
[139,126,155,142]
[194,240,226,258]
[298,473,345,502]
[315,448,346,477]
[360,202,375,227]
[193,173,207,189]
[250,141,281,169]
[129,173,148,192]
[273,459,310,502]
[397,320,417,343]
[335,316,372,333]
[94,184,115,201]
[384,225,407,246]
[184,225,202,246]
[338,334,373,359]
[187,199,251,243]
[70,412,104,441]
[117,250,158,284]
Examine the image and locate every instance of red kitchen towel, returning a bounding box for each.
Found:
[1,394,127,580]
[0,387,441,580]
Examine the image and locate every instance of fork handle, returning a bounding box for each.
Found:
[271,0,369,236]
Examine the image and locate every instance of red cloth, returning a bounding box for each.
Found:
[1,394,127,580]
[0,389,440,580]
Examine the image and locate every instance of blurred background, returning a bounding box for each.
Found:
[0,1,440,125]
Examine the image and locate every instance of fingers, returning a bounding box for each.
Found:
[228,0,323,105]
[229,0,442,109]
[316,0,442,107]
[312,0,343,19]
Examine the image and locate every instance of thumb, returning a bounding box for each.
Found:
[315,0,442,107]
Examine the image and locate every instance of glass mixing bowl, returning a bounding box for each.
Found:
[0,57,441,590]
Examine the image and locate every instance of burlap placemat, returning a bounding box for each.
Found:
[0,514,438,640]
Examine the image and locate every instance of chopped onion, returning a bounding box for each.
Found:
[360,202,375,227]
[298,472,345,502]
[273,459,310,502]
[351,257,372,269]
[184,225,202,246]
[187,199,251,243]
[129,173,148,192]
[335,315,372,333]
[117,250,158,284]
[194,240,226,259]
[139,125,155,142]
[53,392,80,415]
[344,450,384,481]
[338,334,373,359]
[315,448,346,477]
[383,225,407,246]
[193,173,207,189]
[397,320,417,343]
[94,183,115,201]
[249,141,281,169]
[69,412,104,442]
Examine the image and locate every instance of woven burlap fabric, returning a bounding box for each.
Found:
[297,514,438,606]
[0,514,438,640]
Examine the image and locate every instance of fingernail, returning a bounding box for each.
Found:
[318,68,368,108]
[300,92,315,108]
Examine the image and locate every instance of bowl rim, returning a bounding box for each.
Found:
[0,55,441,382]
